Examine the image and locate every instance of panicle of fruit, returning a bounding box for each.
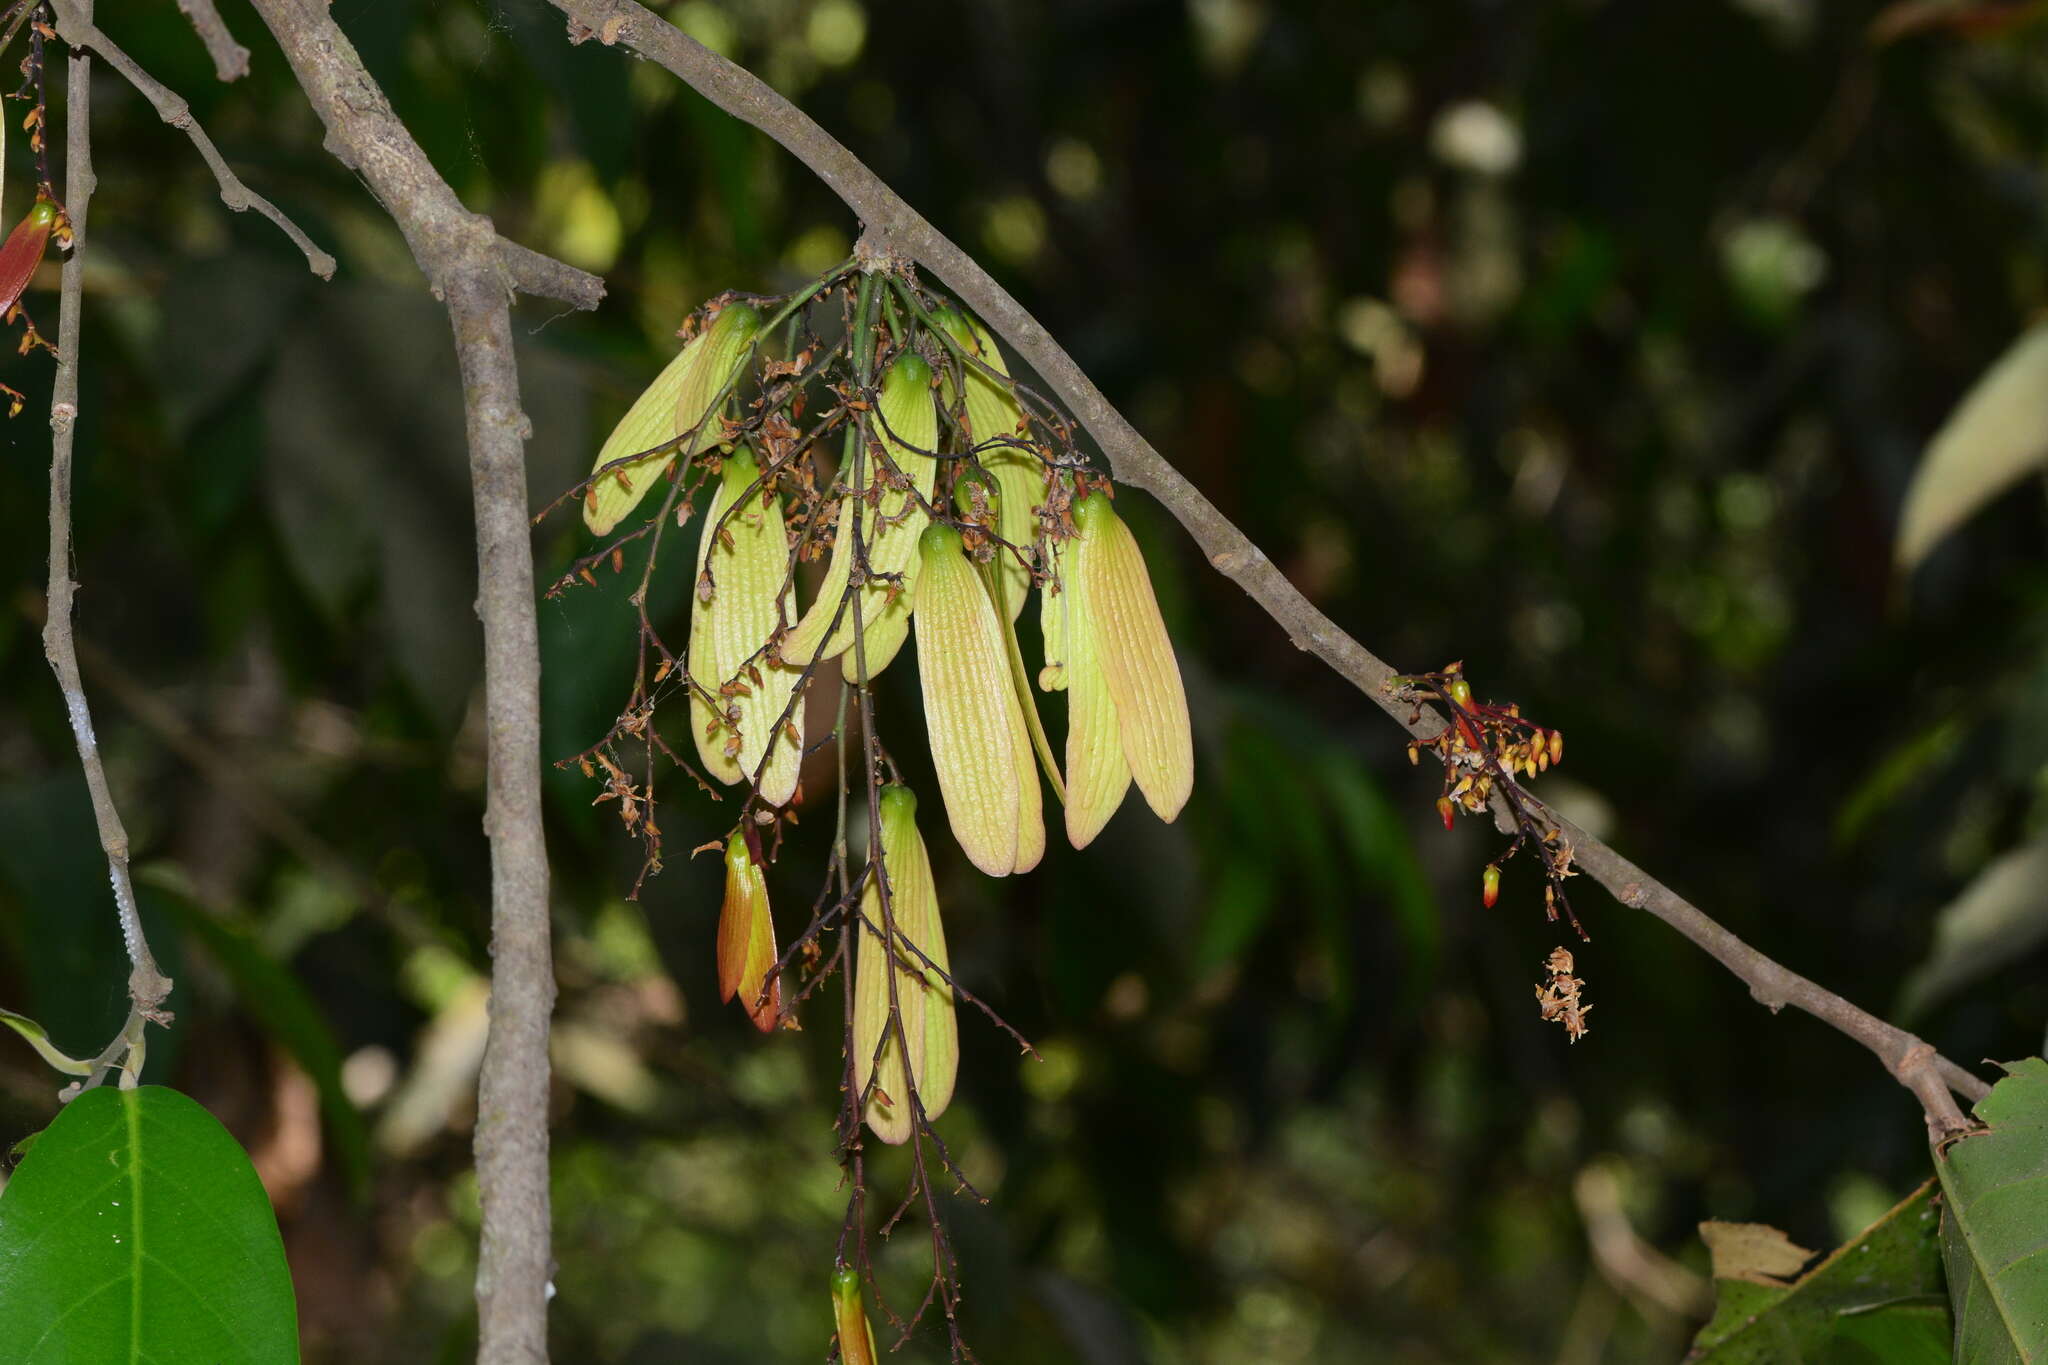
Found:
[852,785,958,1143]
[584,297,763,536]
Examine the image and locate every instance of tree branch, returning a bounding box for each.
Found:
[541,0,1989,1128]
[175,0,249,83]
[495,234,607,312]
[41,1,174,1086]
[242,0,563,1357]
[46,0,332,277]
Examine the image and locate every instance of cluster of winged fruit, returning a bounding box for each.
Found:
[578,273,1191,1144]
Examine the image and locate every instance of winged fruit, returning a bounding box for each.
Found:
[584,298,763,536]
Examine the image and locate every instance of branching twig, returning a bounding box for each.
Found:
[541,0,1990,1131]
[40,2,173,1089]
[45,0,332,277]
[175,0,248,83]
[240,0,578,1356]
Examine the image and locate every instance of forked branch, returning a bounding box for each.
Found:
[47,0,332,276]
[41,3,172,1091]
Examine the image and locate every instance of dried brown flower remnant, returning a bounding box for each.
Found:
[1536,947,1592,1043]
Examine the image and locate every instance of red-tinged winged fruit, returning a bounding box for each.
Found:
[687,447,804,804]
[718,832,781,1032]
[832,1267,878,1365]
[851,785,957,1143]
[0,194,58,320]
[913,523,1044,876]
[584,299,762,536]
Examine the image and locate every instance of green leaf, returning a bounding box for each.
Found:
[1937,1057,2048,1363]
[1833,715,1966,849]
[1687,1180,1947,1362]
[0,1086,300,1363]
[0,1009,91,1076]
[1900,839,2048,1020]
[147,886,372,1198]
[1897,323,2048,572]
[1319,755,1440,1013]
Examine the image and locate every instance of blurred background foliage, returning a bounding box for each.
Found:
[0,0,2045,1360]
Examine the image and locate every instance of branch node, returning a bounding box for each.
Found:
[853,227,910,275]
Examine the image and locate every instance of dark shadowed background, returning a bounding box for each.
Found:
[2,1,2044,1360]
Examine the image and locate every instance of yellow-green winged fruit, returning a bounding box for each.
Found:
[687,447,804,806]
[585,298,763,536]
[718,832,781,1032]
[1061,519,1131,847]
[831,1267,878,1365]
[1065,492,1192,842]
[913,524,1044,876]
[851,785,957,1143]
[783,353,940,677]
[935,307,1041,622]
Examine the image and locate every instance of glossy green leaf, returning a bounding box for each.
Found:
[1687,1180,1947,1362]
[0,1085,300,1363]
[1937,1057,2048,1363]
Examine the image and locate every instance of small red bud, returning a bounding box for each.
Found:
[1549,729,1564,765]
[1437,796,1455,830]
[1482,864,1501,908]
[1447,678,1473,709]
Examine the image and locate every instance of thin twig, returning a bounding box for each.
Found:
[175,0,249,82]
[242,0,559,1357]
[40,2,174,1087]
[46,0,333,276]
[541,0,1990,1129]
